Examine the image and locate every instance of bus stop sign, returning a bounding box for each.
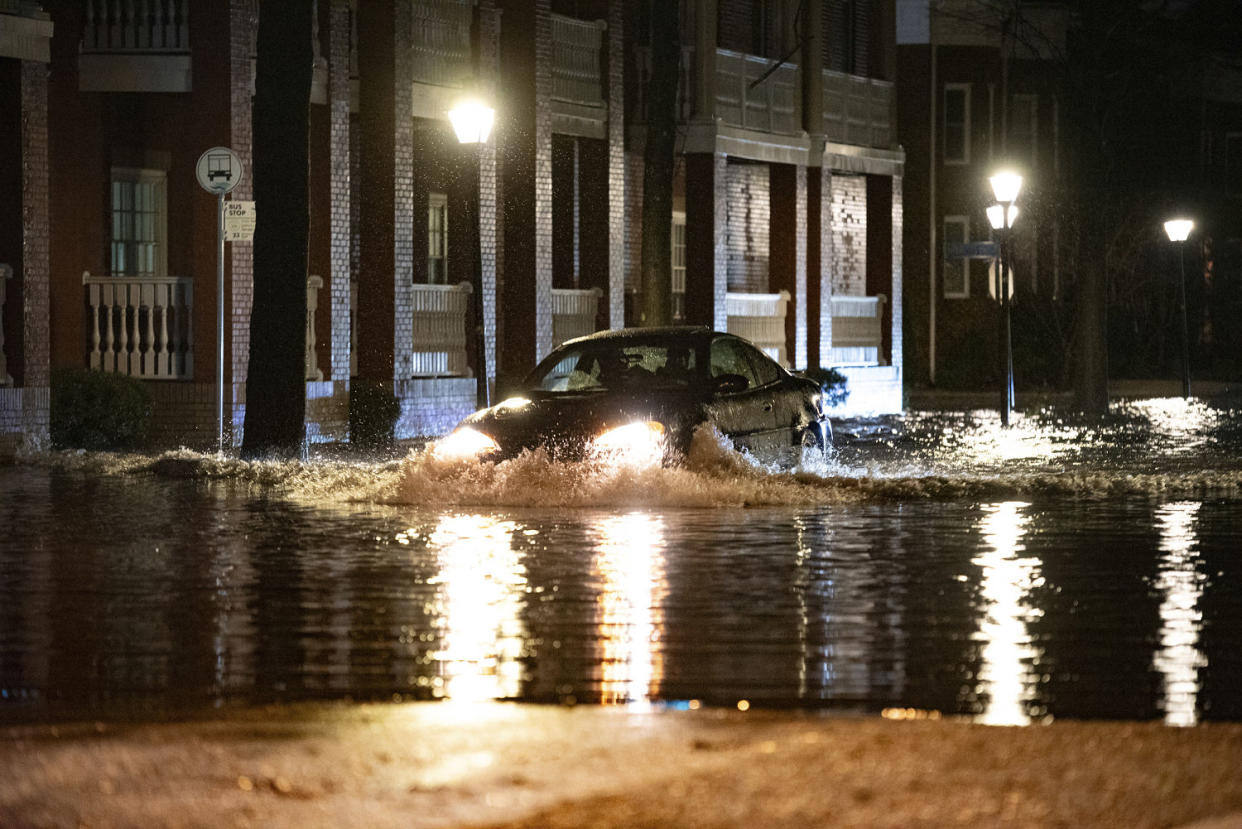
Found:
[195,147,243,195]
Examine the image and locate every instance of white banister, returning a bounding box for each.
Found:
[551,15,606,106]
[552,287,602,346]
[83,272,193,380]
[82,0,190,53]
[411,281,472,377]
[0,263,11,386]
[726,290,791,365]
[830,293,887,366]
[306,275,323,381]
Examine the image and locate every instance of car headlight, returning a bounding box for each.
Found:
[432,426,500,461]
[591,421,666,466]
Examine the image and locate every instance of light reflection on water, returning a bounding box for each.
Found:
[3,400,1242,724]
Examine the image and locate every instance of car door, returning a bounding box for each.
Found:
[703,335,778,451]
[737,340,799,448]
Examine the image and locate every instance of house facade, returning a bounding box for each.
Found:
[1,0,903,455]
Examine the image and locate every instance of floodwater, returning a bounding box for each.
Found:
[3,398,1242,726]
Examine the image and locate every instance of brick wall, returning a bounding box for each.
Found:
[890,172,903,373]
[830,172,867,296]
[605,0,625,329]
[725,162,770,293]
[229,0,257,446]
[685,153,729,330]
[394,377,476,439]
[479,0,500,393]
[329,0,352,384]
[623,149,644,298]
[20,59,50,449]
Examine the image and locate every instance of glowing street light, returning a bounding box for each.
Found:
[988,171,1023,426]
[1164,218,1195,398]
[450,97,496,408]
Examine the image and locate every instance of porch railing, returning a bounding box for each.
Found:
[306,275,323,381]
[0,263,11,386]
[551,14,605,106]
[411,0,472,88]
[716,48,799,135]
[411,281,472,377]
[81,0,190,53]
[726,290,790,365]
[823,71,893,148]
[552,287,602,346]
[829,294,886,366]
[84,273,193,379]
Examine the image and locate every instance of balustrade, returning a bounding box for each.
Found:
[830,294,886,366]
[84,273,193,380]
[410,0,472,88]
[726,290,790,365]
[823,70,893,148]
[716,48,799,134]
[552,287,602,346]
[551,14,605,106]
[306,275,323,381]
[82,0,190,53]
[411,281,472,377]
[0,263,11,386]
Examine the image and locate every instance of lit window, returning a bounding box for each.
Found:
[943,84,970,165]
[110,168,167,278]
[671,210,686,321]
[427,192,448,284]
[943,215,969,299]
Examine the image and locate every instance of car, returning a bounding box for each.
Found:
[432,326,831,466]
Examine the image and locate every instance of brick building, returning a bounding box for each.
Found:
[896,0,1071,389]
[1,0,903,454]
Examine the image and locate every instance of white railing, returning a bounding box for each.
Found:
[716,48,799,135]
[726,290,790,365]
[82,0,190,53]
[551,14,605,106]
[306,275,323,381]
[823,71,893,148]
[411,0,472,88]
[84,272,193,379]
[552,287,601,346]
[411,281,472,377]
[830,294,886,366]
[0,263,11,386]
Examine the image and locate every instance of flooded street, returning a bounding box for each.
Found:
[3,398,1242,726]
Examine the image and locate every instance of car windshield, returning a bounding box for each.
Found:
[526,340,702,393]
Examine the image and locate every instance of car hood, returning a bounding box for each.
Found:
[460,388,707,455]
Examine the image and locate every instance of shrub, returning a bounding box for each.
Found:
[50,368,152,450]
[800,366,850,409]
[349,379,400,447]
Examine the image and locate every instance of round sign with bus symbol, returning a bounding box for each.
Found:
[196,147,243,195]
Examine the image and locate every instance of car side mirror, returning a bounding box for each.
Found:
[712,373,749,395]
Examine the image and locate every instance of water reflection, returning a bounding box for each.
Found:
[1153,502,1206,726]
[592,513,666,707]
[427,515,527,703]
[972,501,1042,726]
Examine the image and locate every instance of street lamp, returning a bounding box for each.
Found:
[449,97,496,409]
[988,170,1023,426]
[1163,218,1194,399]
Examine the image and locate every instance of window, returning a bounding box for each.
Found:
[110,168,167,278]
[710,337,759,389]
[741,341,783,386]
[1010,94,1038,167]
[427,192,448,284]
[942,216,969,299]
[943,84,970,165]
[671,211,686,321]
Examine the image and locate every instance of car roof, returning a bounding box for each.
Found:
[562,326,717,346]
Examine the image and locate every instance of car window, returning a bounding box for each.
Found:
[709,337,759,390]
[742,342,783,386]
[527,340,702,392]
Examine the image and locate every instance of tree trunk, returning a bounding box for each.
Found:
[242,3,314,458]
[640,1,680,327]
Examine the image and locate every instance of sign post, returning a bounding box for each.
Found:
[195,147,244,454]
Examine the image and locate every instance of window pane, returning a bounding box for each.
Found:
[944,87,968,163]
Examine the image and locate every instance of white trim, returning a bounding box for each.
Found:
[942,215,969,299]
[943,83,971,166]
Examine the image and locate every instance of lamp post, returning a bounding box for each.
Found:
[988,171,1023,427]
[1163,218,1194,399]
[449,98,495,409]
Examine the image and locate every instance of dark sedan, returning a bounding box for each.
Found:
[432,327,830,466]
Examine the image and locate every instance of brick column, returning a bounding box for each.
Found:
[499,0,553,378]
[770,163,808,369]
[807,166,833,368]
[21,60,50,449]
[605,0,625,329]
[328,0,352,383]
[478,0,500,394]
[867,173,893,364]
[684,153,728,330]
[229,0,256,444]
[891,173,903,374]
